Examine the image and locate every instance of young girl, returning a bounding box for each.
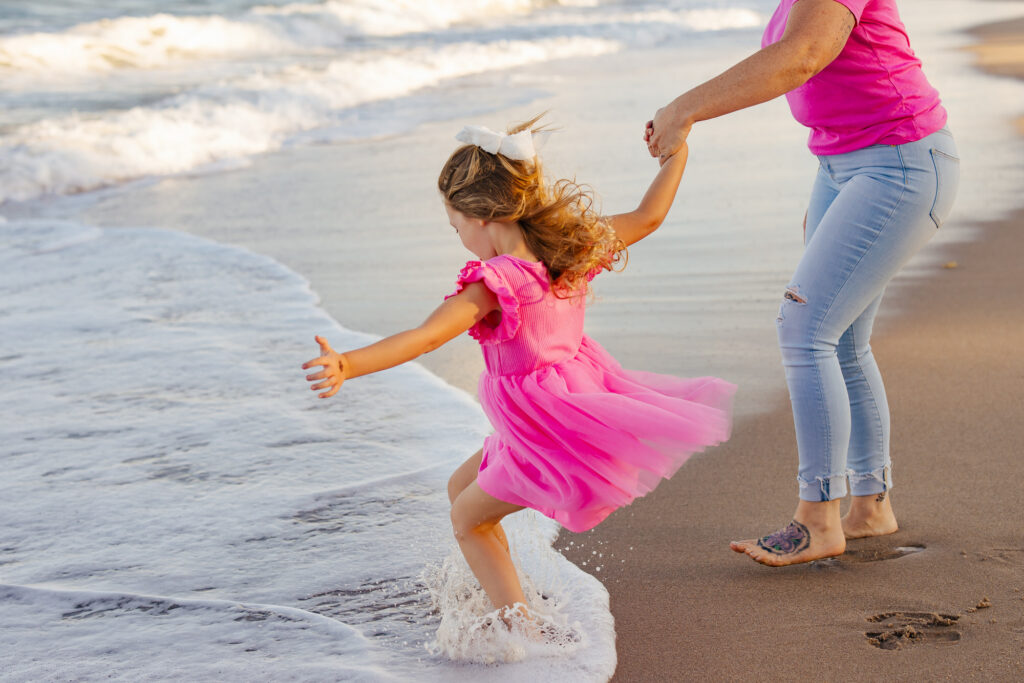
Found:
[302,116,734,627]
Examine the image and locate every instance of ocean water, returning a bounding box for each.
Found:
[3,0,1024,680]
[0,219,613,679]
[0,0,771,204]
[0,1,773,679]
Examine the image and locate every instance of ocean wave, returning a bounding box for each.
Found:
[0,13,289,73]
[0,0,552,74]
[0,0,773,205]
[0,1,764,76]
[0,36,620,203]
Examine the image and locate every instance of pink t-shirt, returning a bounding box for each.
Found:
[762,0,946,155]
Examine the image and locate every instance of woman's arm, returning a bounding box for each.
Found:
[302,282,498,398]
[647,0,855,158]
[606,144,688,248]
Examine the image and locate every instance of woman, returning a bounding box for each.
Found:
[646,0,959,566]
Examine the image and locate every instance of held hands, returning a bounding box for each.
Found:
[644,102,691,162]
[302,335,348,398]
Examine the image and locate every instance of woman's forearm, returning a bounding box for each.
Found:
[675,0,854,126]
[668,40,820,129]
[649,0,854,157]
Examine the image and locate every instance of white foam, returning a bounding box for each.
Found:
[0,219,616,680]
[0,0,551,75]
[254,0,545,39]
[0,1,775,206]
[0,13,290,73]
[0,36,620,204]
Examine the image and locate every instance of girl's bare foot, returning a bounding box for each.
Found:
[504,607,580,646]
[842,491,899,539]
[730,500,846,566]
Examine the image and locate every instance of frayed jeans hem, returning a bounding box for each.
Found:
[797,473,849,502]
[797,465,892,501]
[847,464,893,497]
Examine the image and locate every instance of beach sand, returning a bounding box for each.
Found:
[567,14,1024,682]
[69,7,1024,681]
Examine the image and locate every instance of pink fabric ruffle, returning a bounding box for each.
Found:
[445,260,521,345]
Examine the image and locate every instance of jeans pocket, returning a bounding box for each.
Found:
[929,148,960,228]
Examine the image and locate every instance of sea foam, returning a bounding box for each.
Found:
[0,219,616,680]
[0,0,774,206]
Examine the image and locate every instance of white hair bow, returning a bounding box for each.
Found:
[455,125,544,161]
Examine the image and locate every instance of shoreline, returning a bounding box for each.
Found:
[568,12,1024,681]
[19,3,1024,679]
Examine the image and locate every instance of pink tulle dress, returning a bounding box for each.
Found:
[448,254,735,533]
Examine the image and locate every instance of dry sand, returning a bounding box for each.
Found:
[560,14,1024,682]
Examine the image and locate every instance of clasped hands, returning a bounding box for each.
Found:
[644,101,691,163]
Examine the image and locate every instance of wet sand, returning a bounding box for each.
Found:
[562,13,1024,682]
[67,6,1024,680]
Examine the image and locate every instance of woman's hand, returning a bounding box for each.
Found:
[643,0,854,160]
[644,102,692,161]
[302,335,348,398]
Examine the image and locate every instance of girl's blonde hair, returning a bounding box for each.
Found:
[438,114,624,295]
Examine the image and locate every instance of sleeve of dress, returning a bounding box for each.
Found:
[445,260,521,344]
[827,0,868,22]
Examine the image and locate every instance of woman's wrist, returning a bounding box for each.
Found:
[668,92,698,130]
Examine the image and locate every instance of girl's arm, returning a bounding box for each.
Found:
[647,0,855,158]
[606,143,688,248]
[302,282,498,398]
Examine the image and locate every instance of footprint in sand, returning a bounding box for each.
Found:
[842,544,926,563]
[865,611,961,650]
[811,543,926,568]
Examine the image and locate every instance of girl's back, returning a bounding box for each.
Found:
[452,255,586,377]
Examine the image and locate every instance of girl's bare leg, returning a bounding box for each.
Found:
[450,481,525,612]
[841,491,899,539]
[448,449,509,554]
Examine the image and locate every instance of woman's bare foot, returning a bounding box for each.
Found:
[842,491,899,539]
[730,500,846,566]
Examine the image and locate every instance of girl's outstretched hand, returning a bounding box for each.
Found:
[302,335,348,398]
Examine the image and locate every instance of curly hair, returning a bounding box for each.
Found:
[437,114,624,295]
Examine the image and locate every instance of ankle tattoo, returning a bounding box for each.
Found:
[756,520,810,555]
[876,491,886,502]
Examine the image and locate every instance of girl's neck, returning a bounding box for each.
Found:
[487,220,540,263]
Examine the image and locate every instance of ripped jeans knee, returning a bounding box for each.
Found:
[777,284,807,325]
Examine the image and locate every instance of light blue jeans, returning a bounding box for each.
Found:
[777,128,960,502]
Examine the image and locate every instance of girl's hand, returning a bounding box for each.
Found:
[302,335,348,398]
[644,103,692,161]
